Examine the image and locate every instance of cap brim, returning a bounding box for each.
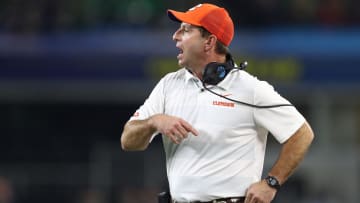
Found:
[167,9,202,26]
[167,10,182,23]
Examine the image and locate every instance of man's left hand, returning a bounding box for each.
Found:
[244,180,277,203]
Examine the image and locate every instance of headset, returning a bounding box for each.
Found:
[201,54,293,109]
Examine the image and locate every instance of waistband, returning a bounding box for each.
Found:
[172,196,245,203]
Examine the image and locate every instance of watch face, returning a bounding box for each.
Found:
[270,178,277,186]
[266,176,280,189]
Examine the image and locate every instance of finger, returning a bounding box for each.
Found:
[180,120,199,136]
[169,134,181,144]
[172,131,184,142]
[244,193,252,203]
[249,196,257,203]
[168,126,185,139]
[174,125,188,138]
[163,131,180,144]
[244,196,249,203]
[168,128,184,143]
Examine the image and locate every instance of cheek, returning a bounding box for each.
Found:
[184,39,204,56]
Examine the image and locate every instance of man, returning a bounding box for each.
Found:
[121,3,314,203]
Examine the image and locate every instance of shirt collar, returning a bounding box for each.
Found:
[184,68,196,82]
[184,68,205,86]
[184,67,239,91]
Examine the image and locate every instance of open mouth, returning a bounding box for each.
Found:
[178,47,183,54]
[177,47,184,59]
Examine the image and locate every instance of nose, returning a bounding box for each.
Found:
[172,28,181,41]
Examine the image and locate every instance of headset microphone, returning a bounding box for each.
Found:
[239,61,248,70]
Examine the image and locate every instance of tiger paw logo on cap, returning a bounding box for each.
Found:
[188,4,202,11]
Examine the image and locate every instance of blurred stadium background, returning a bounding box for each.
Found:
[0,0,359,202]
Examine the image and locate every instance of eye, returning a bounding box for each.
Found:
[180,28,189,34]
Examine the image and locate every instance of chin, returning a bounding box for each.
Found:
[178,61,185,68]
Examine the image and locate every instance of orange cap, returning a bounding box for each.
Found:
[167,3,234,46]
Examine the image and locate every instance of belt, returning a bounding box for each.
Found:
[172,196,245,203]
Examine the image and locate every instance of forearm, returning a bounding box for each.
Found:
[268,121,314,184]
[121,118,157,151]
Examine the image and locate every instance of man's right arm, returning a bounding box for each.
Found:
[121,118,156,151]
[121,114,199,151]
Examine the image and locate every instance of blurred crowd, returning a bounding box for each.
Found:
[0,177,14,203]
[0,0,359,33]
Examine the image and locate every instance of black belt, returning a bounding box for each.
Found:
[172,196,245,203]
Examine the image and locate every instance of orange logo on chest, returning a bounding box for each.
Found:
[212,100,235,108]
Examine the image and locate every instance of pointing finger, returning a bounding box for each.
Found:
[181,120,199,136]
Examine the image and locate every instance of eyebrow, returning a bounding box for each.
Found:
[180,23,196,30]
[180,23,200,30]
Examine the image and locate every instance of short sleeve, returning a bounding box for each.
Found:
[129,77,166,122]
[253,81,305,143]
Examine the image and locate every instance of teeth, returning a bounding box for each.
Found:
[177,46,183,54]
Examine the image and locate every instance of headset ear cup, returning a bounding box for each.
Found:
[202,62,221,85]
[202,62,233,85]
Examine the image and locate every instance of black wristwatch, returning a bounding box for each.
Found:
[265,176,281,190]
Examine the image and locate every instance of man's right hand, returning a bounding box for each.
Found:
[149,114,199,144]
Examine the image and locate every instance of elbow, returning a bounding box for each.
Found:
[306,122,315,144]
[120,134,147,151]
[120,120,151,151]
[120,136,134,151]
[122,144,147,152]
[309,130,315,143]
[120,137,130,151]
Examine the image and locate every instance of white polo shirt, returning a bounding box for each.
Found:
[130,68,305,202]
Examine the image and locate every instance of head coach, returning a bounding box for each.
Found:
[121,3,314,203]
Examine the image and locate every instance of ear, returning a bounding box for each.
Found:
[204,35,217,52]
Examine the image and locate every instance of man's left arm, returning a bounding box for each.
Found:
[245,121,314,203]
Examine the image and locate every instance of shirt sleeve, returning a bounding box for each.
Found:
[253,81,305,143]
[128,77,166,142]
[129,77,165,121]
